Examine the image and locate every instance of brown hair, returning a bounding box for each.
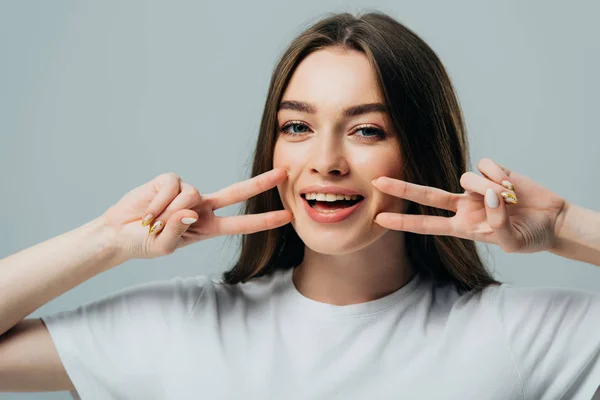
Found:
[221,11,501,294]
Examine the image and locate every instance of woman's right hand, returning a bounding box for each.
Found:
[101,168,292,260]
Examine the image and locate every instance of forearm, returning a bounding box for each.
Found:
[0,216,127,336]
[549,202,600,267]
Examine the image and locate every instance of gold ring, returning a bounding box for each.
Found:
[501,180,514,191]
[500,191,518,204]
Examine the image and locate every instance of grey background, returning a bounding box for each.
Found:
[1,0,598,398]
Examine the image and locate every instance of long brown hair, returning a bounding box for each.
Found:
[221,11,501,294]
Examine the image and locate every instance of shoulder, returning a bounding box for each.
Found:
[478,282,600,316]
[101,274,213,311]
[183,268,289,322]
[443,281,600,347]
[43,274,215,332]
[471,284,600,399]
[207,268,286,302]
[427,279,600,329]
[446,278,599,310]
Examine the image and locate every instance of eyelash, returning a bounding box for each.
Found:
[278,121,386,141]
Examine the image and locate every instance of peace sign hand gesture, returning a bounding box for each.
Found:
[372,158,568,254]
[102,168,293,260]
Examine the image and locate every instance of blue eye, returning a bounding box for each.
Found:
[278,121,386,140]
[356,126,385,138]
[280,122,311,135]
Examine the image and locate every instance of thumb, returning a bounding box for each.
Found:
[484,188,519,252]
[157,210,199,253]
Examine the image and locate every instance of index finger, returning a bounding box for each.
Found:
[372,177,458,212]
[204,168,288,210]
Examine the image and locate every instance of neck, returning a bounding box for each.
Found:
[292,230,414,306]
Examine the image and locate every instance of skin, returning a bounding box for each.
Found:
[97,48,589,310]
[273,47,415,306]
[271,46,578,306]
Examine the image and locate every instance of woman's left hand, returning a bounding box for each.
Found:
[372,158,568,254]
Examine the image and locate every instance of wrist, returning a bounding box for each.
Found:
[548,201,600,266]
[550,200,572,253]
[87,215,131,267]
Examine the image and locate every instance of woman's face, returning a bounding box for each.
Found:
[274,47,407,254]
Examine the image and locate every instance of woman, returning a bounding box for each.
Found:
[0,11,598,399]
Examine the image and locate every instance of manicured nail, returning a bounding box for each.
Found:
[485,188,499,209]
[501,191,518,204]
[501,180,514,191]
[141,214,154,227]
[181,217,197,225]
[149,220,163,235]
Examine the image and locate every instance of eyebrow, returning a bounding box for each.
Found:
[278,100,387,117]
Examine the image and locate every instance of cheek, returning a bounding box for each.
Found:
[273,139,293,170]
[274,139,311,183]
[351,145,403,179]
[374,147,403,179]
[273,140,298,210]
[355,147,405,212]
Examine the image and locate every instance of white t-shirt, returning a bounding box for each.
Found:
[41,267,600,399]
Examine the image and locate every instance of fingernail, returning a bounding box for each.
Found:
[501,180,514,191]
[181,217,197,225]
[501,191,518,204]
[142,214,154,227]
[485,188,499,209]
[372,178,379,185]
[149,220,163,235]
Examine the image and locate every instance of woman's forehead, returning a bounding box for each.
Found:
[281,48,384,111]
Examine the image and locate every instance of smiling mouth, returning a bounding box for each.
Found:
[301,194,365,212]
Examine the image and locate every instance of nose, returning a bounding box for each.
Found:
[308,131,349,177]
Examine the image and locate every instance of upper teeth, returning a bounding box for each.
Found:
[304,193,360,201]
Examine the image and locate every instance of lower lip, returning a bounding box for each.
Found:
[301,196,365,223]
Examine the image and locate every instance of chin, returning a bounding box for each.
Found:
[291,218,385,255]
